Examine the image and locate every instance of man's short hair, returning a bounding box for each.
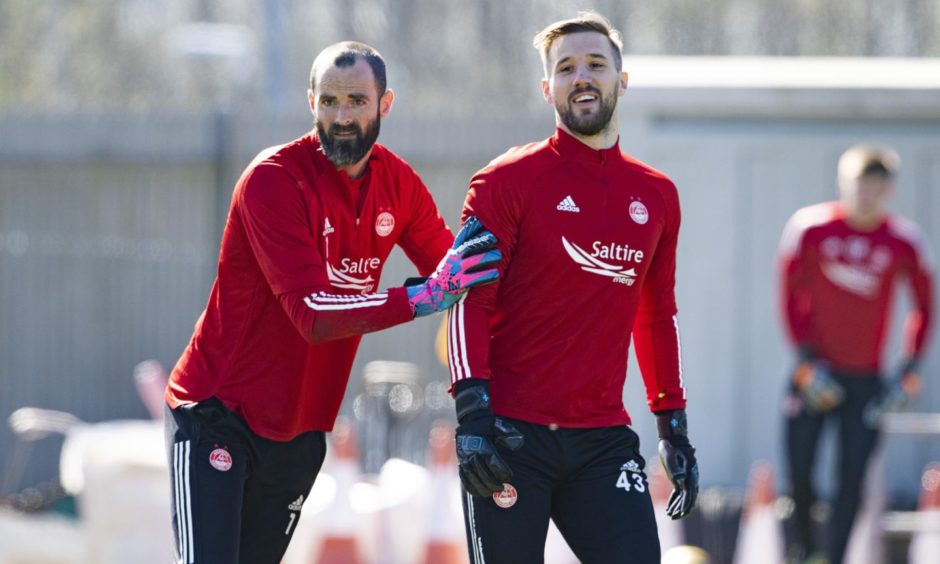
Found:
[309,41,387,97]
[532,11,624,74]
[838,144,901,180]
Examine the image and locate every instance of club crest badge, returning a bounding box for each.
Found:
[375,212,395,237]
[629,201,649,225]
[209,448,233,472]
[493,483,518,509]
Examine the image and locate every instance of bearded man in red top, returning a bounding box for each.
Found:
[163,42,500,564]
[446,12,698,564]
[779,144,934,564]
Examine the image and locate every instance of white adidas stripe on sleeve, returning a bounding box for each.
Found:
[673,315,685,400]
[448,296,471,383]
[303,292,388,311]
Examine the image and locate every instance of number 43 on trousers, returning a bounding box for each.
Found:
[616,460,647,492]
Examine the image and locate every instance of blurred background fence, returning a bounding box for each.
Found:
[3,66,940,501]
[2,3,940,560]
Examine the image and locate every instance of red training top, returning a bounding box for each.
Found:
[166,133,453,440]
[448,128,686,428]
[778,201,934,373]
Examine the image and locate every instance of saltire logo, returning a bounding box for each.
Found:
[561,236,637,286]
[326,262,375,292]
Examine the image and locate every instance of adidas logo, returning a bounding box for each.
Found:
[323,218,335,236]
[288,495,304,512]
[621,459,641,473]
[556,195,580,213]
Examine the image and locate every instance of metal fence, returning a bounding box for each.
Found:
[2,60,940,504]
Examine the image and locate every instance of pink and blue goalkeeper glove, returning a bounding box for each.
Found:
[406,216,501,318]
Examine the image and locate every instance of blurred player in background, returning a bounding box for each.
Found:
[778,144,934,564]
[447,12,698,564]
[163,41,500,563]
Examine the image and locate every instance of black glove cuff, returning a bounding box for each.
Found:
[797,345,816,363]
[403,276,428,288]
[897,357,919,378]
[655,408,690,445]
[454,379,493,424]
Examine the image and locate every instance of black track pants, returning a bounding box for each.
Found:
[461,419,660,564]
[784,373,881,564]
[165,398,326,564]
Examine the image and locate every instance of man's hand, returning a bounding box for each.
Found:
[864,358,921,428]
[656,409,699,520]
[454,380,524,497]
[793,361,844,413]
[896,357,923,399]
[407,216,501,318]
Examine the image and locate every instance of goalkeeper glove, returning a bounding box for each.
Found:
[863,357,921,428]
[406,216,501,318]
[454,379,524,497]
[656,408,699,520]
[792,349,844,413]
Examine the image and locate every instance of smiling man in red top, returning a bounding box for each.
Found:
[163,42,500,564]
[779,144,934,564]
[447,12,698,564]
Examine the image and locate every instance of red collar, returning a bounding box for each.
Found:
[550,127,620,165]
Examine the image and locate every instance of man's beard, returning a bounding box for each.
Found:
[317,111,381,167]
[557,84,617,136]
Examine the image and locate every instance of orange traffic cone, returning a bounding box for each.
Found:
[733,461,784,564]
[422,420,468,564]
[908,462,940,564]
[650,463,684,553]
[315,417,364,564]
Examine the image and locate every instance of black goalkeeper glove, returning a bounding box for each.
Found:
[656,408,699,520]
[864,357,921,428]
[454,380,524,497]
